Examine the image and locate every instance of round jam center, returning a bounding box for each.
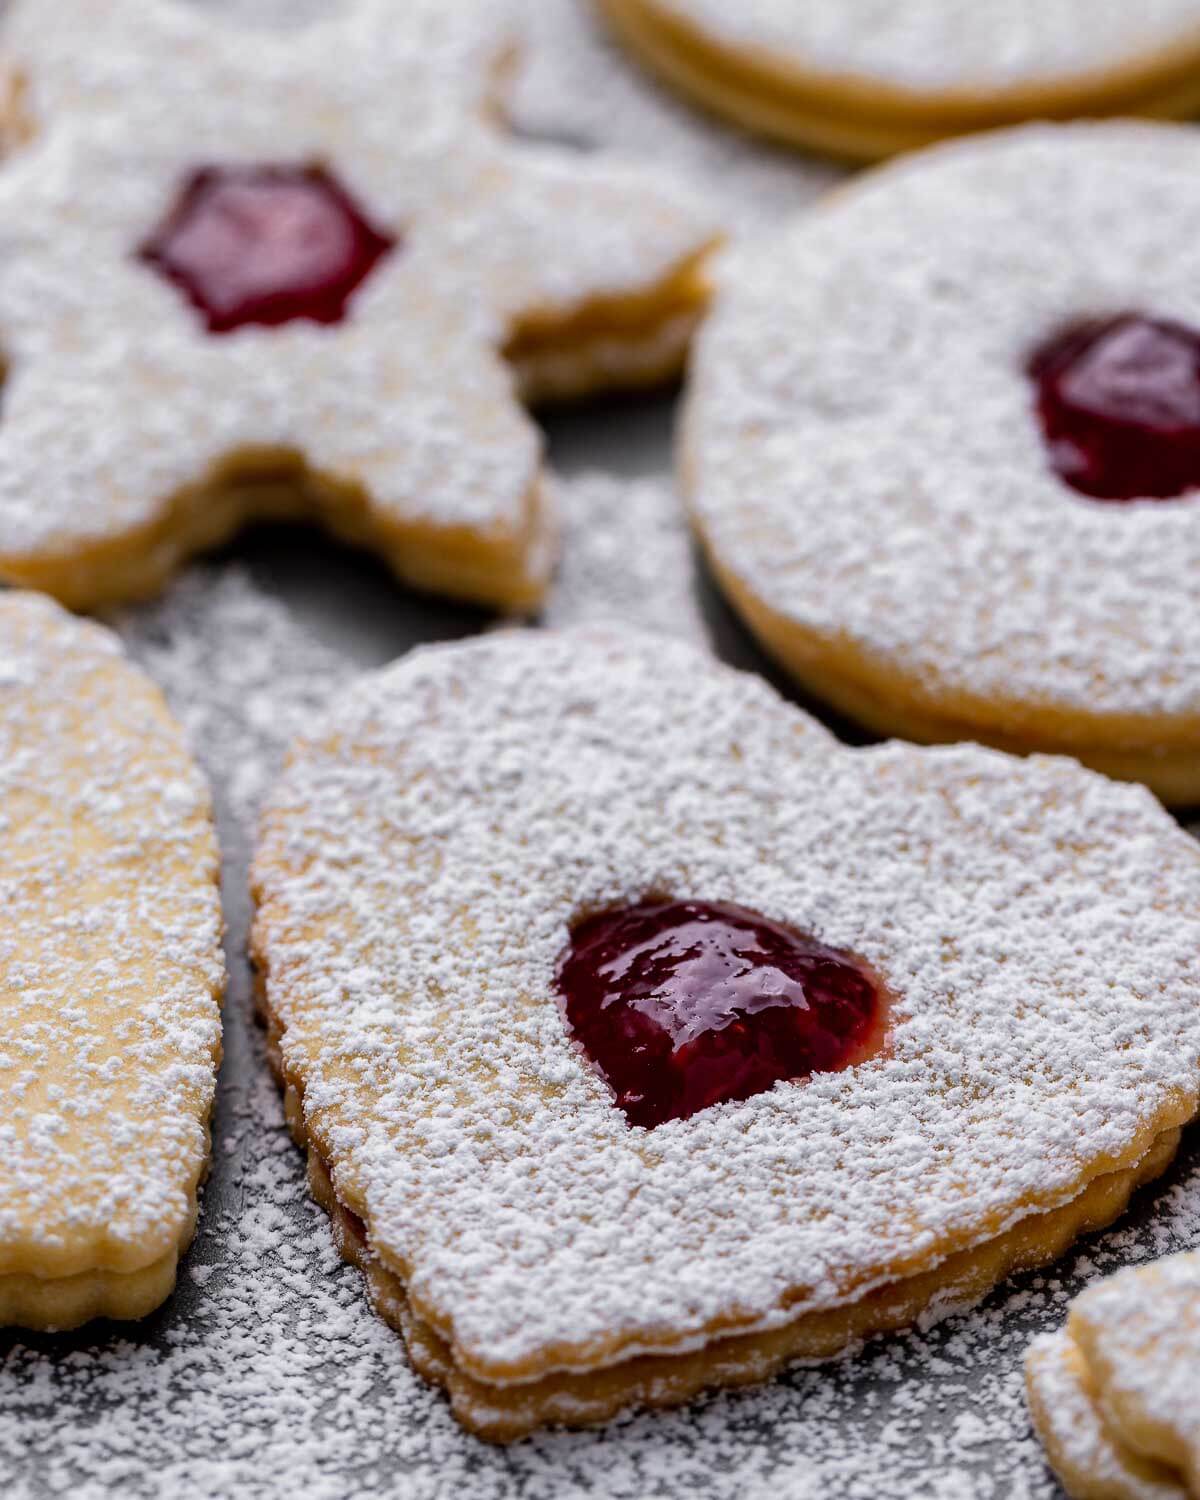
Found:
[1030,314,1200,500]
[139,164,395,334]
[556,900,886,1129]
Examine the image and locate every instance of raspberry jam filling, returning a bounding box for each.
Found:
[557,900,886,1128]
[1030,314,1200,501]
[139,164,395,333]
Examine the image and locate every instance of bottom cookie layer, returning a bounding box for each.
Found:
[0,1153,207,1333]
[308,1130,1179,1442]
[0,1251,182,1333]
[507,253,710,404]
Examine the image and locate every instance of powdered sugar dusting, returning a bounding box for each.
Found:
[116,570,350,839]
[645,0,1200,92]
[190,0,340,25]
[543,472,708,644]
[0,565,1196,1497]
[2,3,1200,1491]
[687,123,1200,724]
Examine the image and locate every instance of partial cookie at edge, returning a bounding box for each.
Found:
[0,591,224,1329]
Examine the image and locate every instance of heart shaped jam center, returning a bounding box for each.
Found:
[139,164,395,334]
[557,900,887,1128]
[1030,314,1200,500]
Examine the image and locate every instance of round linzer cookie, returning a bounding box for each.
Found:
[0,591,224,1331]
[0,0,719,613]
[595,0,1200,159]
[250,626,1200,1440]
[686,122,1200,806]
[1027,1251,1200,1499]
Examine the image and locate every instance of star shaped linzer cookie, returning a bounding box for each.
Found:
[0,0,721,611]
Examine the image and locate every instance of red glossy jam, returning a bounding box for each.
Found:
[1030,314,1200,500]
[557,900,886,1129]
[139,164,395,334]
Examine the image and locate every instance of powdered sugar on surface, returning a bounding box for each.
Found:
[646,0,1200,92]
[688,123,1200,724]
[543,472,708,644]
[114,570,350,840]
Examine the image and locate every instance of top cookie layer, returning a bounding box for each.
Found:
[251,626,1200,1383]
[686,123,1200,737]
[0,592,224,1280]
[641,0,1200,96]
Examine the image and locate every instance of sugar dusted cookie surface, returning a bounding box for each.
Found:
[597,0,1200,158]
[686,122,1200,805]
[0,591,224,1330]
[1026,1332,1188,1500]
[1074,1253,1200,1494]
[252,626,1200,1438]
[0,0,719,613]
[1027,1251,1200,1498]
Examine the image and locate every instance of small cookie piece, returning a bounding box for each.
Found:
[686,123,1200,805]
[1027,1252,1200,1498]
[1026,1332,1187,1500]
[251,626,1200,1438]
[596,0,1200,159]
[0,591,224,1330]
[1074,1253,1200,1493]
[0,0,719,613]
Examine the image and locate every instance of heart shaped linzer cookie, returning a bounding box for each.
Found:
[250,627,1200,1439]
